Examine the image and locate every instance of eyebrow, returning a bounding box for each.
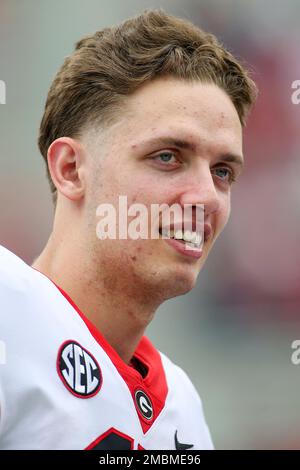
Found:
[138,136,244,168]
[220,153,245,168]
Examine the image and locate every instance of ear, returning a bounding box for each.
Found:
[47,137,86,201]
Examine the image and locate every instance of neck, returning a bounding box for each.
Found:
[32,233,160,365]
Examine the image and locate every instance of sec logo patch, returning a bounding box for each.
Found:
[57,340,102,398]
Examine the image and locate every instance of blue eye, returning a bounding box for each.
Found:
[213,167,235,183]
[154,152,177,164]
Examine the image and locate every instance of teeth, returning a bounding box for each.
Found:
[185,240,201,251]
[182,230,202,244]
[183,230,193,242]
[174,229,183,240]
[182,231,202,246]
[195,233,202,245]
[161,228,203,246]
[161,228,174,238]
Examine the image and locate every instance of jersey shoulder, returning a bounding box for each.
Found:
[0,244,37,290]
[158,350,214,449]
[159,350,203,405]
[0,245,46,317]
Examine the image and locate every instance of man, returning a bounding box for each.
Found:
[0,9,257,449]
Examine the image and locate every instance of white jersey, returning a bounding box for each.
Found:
[0,245,213,450]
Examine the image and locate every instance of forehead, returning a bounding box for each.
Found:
[110,77,243,155]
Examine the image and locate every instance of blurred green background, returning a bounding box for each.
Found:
[0,0,300,449]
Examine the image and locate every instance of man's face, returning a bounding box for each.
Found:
[83,77,243,301]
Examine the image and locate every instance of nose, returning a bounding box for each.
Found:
[179,164,221,218]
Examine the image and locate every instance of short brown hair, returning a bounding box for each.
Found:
[38,9,257,205]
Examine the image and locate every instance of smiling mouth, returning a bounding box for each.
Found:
[158,227,203,250]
